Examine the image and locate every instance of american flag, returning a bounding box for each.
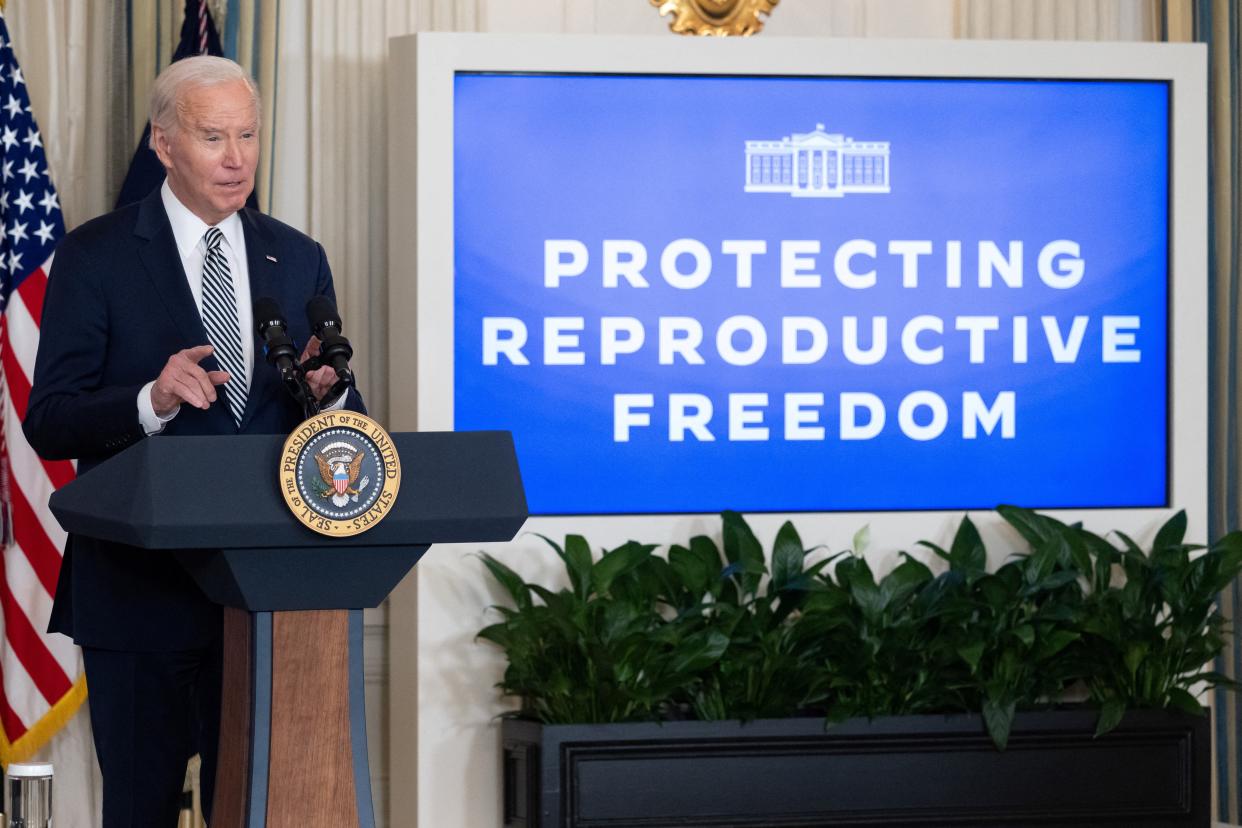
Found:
[0,11,83,766]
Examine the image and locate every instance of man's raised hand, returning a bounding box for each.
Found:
[298,335,337,402]
[150,344,230,415]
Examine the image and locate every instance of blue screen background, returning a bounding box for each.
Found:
[453,74,1169,514]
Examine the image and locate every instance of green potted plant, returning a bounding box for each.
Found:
[482,508,1242,828]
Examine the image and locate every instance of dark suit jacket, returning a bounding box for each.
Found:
[23,186,363,651]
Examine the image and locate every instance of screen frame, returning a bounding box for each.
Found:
[391,32,1206,542]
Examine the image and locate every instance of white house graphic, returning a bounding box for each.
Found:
[744,124,890,198]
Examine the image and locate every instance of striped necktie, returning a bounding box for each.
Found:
[201,227,248,425]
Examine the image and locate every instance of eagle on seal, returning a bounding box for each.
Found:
[315,450,367,508]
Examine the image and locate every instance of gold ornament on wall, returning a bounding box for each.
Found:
[650,0,780,36]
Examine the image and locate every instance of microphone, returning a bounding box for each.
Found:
[254,296,318,417]
[304,296,354,398]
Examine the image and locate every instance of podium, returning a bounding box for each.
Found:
[49,430,527,827]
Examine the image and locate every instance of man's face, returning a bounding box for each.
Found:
[153,79,259,226]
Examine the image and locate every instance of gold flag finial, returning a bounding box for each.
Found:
[650,0,779,36]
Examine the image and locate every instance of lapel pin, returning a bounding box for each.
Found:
[265,254,278,263]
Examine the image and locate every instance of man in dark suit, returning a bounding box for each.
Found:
[22,56,361,826]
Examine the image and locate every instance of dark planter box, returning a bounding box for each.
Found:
[502,709,1209,827]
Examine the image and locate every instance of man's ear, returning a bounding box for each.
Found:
[151,124,173,169]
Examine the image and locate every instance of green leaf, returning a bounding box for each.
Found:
[1203,534,1242,593]
[527,584,569,613]
[668,630,730,676]
[593,541,654,594]
[1037,630,1079,660]
[475,622,512,648]
[1095,699,1125,737]
[722,511,766,596]
[958,642,985,672]
[983,696,1016,750]
[897,550,933,578]
[802,556,840,582]
[600,601,644,643]
[880,555,932,607]
[637,555,682,605]
[917,540,950,564]
[1012,624,1035,647]
[533,532,565,558]
[1152,510,1188,551]
[669,544,711,597]
[1212,533,1242,571]
[1032,570,1080,592]
[978,574,1014,609]
[531,532,587,599]
[1063,531,1093,577]
[1123,643,1147,680]
[563,534,594,599]
[1166,687,1205,717]
[1182,671,1242,689]
[997,504,1063,548]
[1079,529,1118,590]
[721,511,751,564]
[689,535,730,599]
[690,534,724,568]
[802,588,850,615]
[950,515,987,577]
[840,557,884,620]
[1025,540,1058,586]
[769,521,805,593]
[1114,531,1147,558]
[478,553,530,610]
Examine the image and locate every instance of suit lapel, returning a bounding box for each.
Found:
[239,207,281,430]
[134,188,211,353]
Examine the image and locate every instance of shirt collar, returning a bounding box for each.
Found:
[160,179,244,259]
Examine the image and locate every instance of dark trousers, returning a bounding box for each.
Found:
[83,636,222,827]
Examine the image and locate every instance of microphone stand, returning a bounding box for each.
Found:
[292,371,321,421]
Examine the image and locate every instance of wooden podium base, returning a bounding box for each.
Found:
[212,607,375,827]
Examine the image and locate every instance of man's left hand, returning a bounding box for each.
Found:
[299,336,338,401]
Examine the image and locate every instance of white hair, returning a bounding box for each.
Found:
[147,56,260,150]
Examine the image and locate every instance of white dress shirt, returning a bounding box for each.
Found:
[138,182,251,434]
[138,181,344,434]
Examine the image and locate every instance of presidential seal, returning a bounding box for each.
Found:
[279,411,401,537]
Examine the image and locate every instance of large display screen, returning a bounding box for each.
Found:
[453,73,1169,515]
